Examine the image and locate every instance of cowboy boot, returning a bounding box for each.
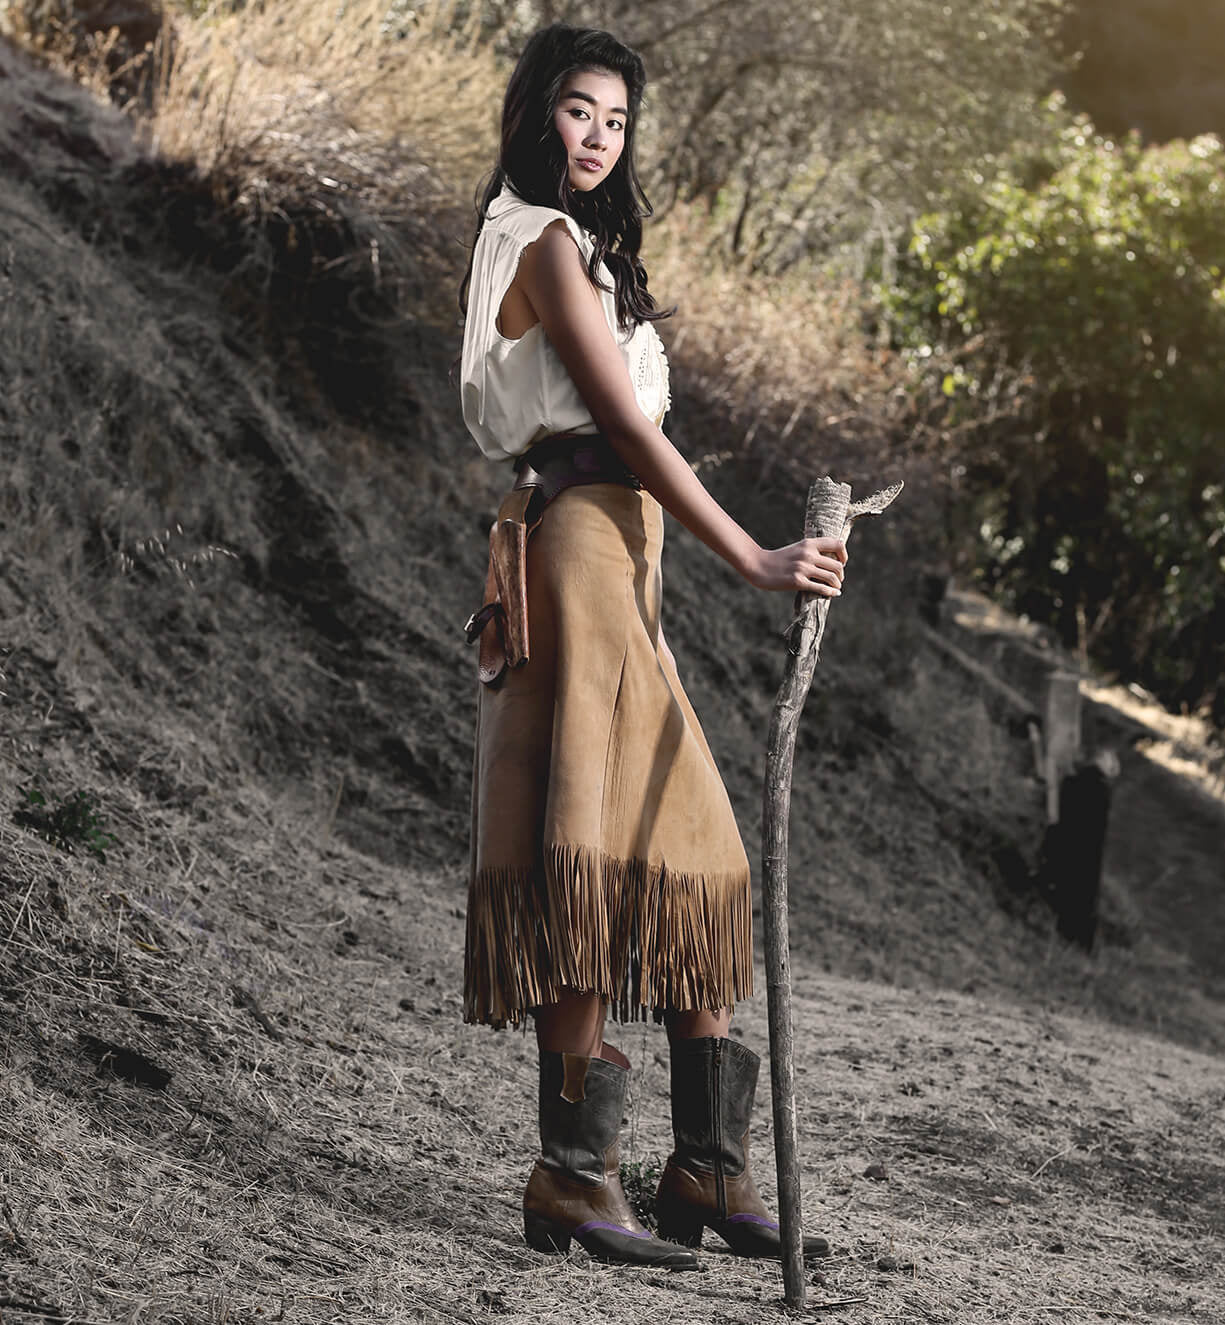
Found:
[523,1047,700,1270]
[655,1036,830,1259]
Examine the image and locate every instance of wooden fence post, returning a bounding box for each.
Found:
[1044,671,1082,824]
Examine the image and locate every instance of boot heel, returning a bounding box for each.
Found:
[524,1211,571,1254]
[655,1198,704,1249]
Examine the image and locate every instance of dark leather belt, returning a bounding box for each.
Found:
[511,432,641,522]
[465,432,641,686]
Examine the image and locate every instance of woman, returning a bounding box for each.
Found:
[459,24,845,1270]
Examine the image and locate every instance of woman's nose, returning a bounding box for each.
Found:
[583,124,606,149]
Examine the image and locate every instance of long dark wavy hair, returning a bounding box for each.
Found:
[459,23,670,332]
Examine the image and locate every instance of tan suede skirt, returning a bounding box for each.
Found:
[464,482,753,1028]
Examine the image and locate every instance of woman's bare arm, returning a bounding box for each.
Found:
[515,223,845,595]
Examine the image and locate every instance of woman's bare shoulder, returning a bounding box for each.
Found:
[521,217,585,262]
[522,219,591,286]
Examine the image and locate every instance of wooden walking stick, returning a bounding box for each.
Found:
[762,475,903,1311]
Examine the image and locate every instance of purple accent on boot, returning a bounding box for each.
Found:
[573,1221,652,1239]
[725,1213,779,1229]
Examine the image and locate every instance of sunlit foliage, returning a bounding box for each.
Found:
[894,111,1225,718]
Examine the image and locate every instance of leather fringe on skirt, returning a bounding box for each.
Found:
[464,482,753,1028]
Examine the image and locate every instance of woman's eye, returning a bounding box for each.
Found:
[568,107,589,120]
[608,119,624,131]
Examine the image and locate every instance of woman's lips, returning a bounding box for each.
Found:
[577,157,603,172]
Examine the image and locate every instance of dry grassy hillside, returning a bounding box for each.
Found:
[2,16,1224,1325]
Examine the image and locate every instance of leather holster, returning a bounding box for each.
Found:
[467,487,540,687]
[464,434,640,687]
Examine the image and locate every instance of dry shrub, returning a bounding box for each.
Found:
[122,2,492,416]
[648,206,924,507]
[7,0,501,202]
[150,0,498,210]
[0,0,170,103]
[138,0,502,403]
[5,1,504,412]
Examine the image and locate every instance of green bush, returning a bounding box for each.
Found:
[619,1156,664,1231]
[891,108,1225,721]
[15,783,121,863]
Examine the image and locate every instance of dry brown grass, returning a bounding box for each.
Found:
[130,0,505,362]
[149,0,498,209]
[648,207,918,497]
[6,0,501,198]
[4,0,505,409]
[0,0,169,103]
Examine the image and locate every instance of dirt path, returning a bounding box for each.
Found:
[3,804,1222,1325]
[445,971,1225,1325]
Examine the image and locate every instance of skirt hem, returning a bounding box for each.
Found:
[463,842,754,1029]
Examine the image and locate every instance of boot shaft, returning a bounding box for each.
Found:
[658,1036,832,1261]
[537,1050,627,1184]
[667,1035,760,1177]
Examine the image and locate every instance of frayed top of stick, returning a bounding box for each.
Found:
[847,480,904,521]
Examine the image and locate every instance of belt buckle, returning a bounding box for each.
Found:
[464,602,503,643]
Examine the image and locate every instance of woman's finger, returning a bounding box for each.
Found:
[806,537,848,563]
[795,567,840,594]
[800,565,839,589]
[810,558,845,584]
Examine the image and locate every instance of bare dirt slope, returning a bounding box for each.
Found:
[1,37,1223,1325]
[3,799,1222,1324]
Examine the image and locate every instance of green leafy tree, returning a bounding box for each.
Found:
[893,110,1225,719]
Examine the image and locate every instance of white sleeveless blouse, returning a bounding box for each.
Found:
[460,185,670,461]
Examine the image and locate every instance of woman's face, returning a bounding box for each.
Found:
[552,68,629,193]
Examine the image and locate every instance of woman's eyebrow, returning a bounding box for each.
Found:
[562,88,629,117]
